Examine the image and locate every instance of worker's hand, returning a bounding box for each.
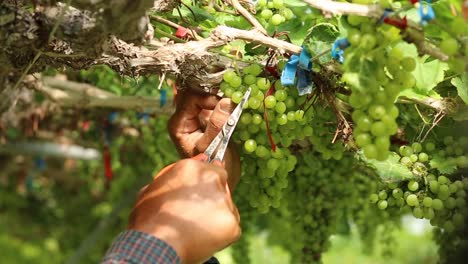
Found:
[168,91,241,190]
[128,159,241,264]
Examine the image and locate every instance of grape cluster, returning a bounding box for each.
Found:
[221,66,308,213]
[255,0,294,26]
[342,15,417,161]
[370,138,468,234]
[438,14,467,74]
[270,152,386,263]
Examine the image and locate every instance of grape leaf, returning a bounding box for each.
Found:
[429,156,457,174]
[363,152,415,182]
[451,73,468,105]
[303,23,339,62]
[413,56,448,94]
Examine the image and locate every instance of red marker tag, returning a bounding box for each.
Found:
[103,147,113,181]
[175,27,189,39]
[384,16,408,30]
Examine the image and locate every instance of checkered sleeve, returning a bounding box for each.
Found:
[101,230,181,264]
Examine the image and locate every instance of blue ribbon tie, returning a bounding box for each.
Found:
[419,0,435,25]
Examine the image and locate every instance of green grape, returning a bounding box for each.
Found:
[275,102,286,114]
[255,145,270,158]
[265,96,277,108]
[261,9,273,20]
[248,97,261,110]
[425,142,435,152]
[356,116,372,131]
[418,153,429,162]
[392,188,403,199]
[257,0,267,7]
[423,197,432,207]
[440,38,458,56]
[270,14,284,26]
[295,110,304,121]
[267,158,280,170]
[252,114,263,125]
[232,91,243,104]
[424,208,435,219]
[223,70,237,83]
[456,197,466,208]
[378,190,388,200]
[378,200,388,210]
[412,207,423,218]
[399,145,413,157]
[276,114,288,125]
[230,76,242,87]
[432,198,444,210]
[369,105,386,120]
[445,197,456,209]
[244,74,257,85]
[438,176,449,184]
[409,154,418,163]
[274,90,287,101]
[449,183,458,194]
[408,181,419,192]
[355,133,371,147]
[375,136,390,151]
[429,180,439,194]
[401,57,416,71]
[370,122,386,137]
[250,64,262,76]
[361,34,377,50]
[406,194,419,207]
[240,113,252,124]
[400,156,413,167]
[272,0,284,9]
[443,220,455,233]
[244,139,257,153]
[257,78,271,90]
[363,144,378,159]
[369,193,378,203]
[412,142,422,153]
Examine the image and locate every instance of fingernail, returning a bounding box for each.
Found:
[219,100,232,113]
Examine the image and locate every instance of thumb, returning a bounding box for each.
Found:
[196,98,235,152]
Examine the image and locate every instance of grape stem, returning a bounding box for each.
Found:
[226,0,268,35]
[302,0,449,61]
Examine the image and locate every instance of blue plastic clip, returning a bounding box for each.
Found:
[108,112,119,123]
[160,89,167,107]
[331,38,350,64]
[378,8,393,24]
[281,55,299,87]
[280,45,313,95]
[418,0,435,25]
[35,157,46,171]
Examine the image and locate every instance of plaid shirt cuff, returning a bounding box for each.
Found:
[102,230,181,264]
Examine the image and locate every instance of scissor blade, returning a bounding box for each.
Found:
[212,88,251,162]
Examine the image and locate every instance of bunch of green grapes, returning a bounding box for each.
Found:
[437,13,467,74]
[342,15,416,161]
[221,65,308,213]
[279,151,384,263]
[370,139,467,234]
[255,0,294,26]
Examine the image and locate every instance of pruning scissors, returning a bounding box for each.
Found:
[155,88,251,177]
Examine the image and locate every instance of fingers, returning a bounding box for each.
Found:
[168,92,219,136]
[168,92,220,157]
[196,98,236,152]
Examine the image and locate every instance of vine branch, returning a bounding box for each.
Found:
[227,0,268,35]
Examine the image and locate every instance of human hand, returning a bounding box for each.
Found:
[128,159,241,264]
[168,91,241,190]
